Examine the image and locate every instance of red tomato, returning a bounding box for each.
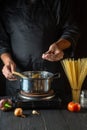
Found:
[67,101,81,112]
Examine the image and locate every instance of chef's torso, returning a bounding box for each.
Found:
[0,0,62,70]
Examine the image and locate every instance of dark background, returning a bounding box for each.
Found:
[0,0,87,96]
[73,0,87,58]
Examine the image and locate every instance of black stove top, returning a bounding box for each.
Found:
[11,92,69,109]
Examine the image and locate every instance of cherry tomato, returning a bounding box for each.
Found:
[67,101,81,112]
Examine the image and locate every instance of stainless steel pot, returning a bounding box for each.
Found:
[19,71,60,93]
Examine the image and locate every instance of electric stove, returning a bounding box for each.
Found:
[11,89,68,109]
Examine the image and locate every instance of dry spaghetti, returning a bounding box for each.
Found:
[61,58,87,102]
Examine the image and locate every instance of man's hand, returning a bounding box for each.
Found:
[1,53,17,80]
[2,60,16,80]
[42,39,71,61]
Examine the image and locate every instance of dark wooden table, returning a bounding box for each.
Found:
[0,108,87,130]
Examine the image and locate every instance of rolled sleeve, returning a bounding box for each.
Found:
[61,24,80,47]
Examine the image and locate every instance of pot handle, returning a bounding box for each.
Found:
[52,73,61,79]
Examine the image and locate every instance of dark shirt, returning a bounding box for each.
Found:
[0,0,79,71]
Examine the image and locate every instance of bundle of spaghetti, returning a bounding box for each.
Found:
[61,58,87,90]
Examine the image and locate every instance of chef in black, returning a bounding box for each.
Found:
[0,0,79,96]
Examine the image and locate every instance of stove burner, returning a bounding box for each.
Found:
[18,89,55,100]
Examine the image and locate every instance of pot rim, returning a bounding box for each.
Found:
[22,71,54,80]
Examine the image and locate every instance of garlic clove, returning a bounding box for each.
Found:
[32,110,40,115]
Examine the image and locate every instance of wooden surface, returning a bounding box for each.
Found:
[0,109,87,130]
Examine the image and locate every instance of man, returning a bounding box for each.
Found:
[0,0,79,96]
